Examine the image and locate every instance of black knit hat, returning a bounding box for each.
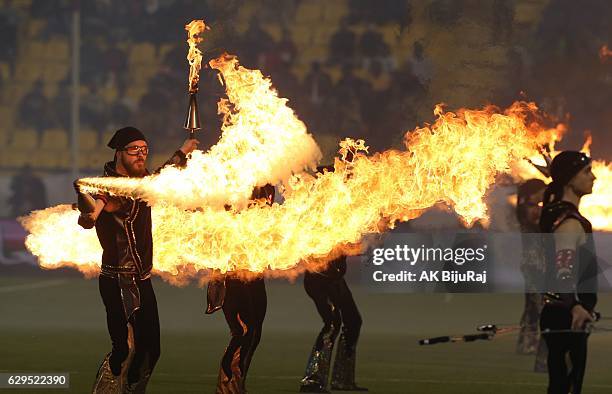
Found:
[543,151,591,205]
[107,126,147,149]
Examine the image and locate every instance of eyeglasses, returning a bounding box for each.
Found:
[121,145,148,156]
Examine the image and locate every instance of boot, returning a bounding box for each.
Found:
[123,370,151,394]
[92,353,124,394]
[330,333,367,391]
[299,323,337,393]
[216,347,245,394]
[93,324,135,394]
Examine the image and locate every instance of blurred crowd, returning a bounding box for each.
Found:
[1,0,611,193]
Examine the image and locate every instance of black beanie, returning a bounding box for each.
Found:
[107,126,147,149]
[543,151,591,205]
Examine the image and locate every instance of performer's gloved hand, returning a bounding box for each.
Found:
[180,138,200,155]
[78,212,96,229]
[571,304,594,330]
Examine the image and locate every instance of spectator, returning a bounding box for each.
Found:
[51,79,71,130]
[17,80,52,141]
[8,165,47,217]
[408,41,433,90]
[80,82,108,136]
[103,44,127,88]
[358,24,391,70]
[303,61,333,106]
[427,0,464,26]
[328,18,356,66]
[239,17,274,69]
[265,27,297,73]
[336,63,371,99]
[491,0,515,44]
[0,6,18,76]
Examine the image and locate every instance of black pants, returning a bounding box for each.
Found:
[304,273,362,349]
[221,277,267,380]
[99,276,161,384]
[543,333,588,394]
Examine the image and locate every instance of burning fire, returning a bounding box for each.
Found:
[22,102,562,283]
[76,54,321,210]
[20,205,100,277]
[578,136,611,231]
[185,19,209,93]
[511,129,611,231]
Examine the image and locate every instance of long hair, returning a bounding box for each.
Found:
[516,179,546,230]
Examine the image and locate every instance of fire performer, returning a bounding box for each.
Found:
[299,166,367,393]
[76,126,198,393]
[207,184,275,394]
[515,179,547,372]
[539,151,598,394]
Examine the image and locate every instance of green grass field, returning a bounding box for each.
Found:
[1,270,611,394]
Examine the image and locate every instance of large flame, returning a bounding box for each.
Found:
[511,128,611,231]
[23,102,561,283]
[579,136,612,231]
[185,19,208,93]
[20,205,101,277]
[76,54,321,210]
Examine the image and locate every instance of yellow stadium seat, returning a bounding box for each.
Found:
[15,61,43,82]
[3,149,34,168]
[79,149,108,170]
[100,83,118,102]
[34,150,59,169]
[45,38,70,60]
[42,81,57,98]
[27,41,46,60]
[129,43,156,66]
[291,63,309,83]
[295,2,323,23]
[126,85,147,103]
[291,25,312,46]
[158,43,175,60]
[41,128,68,150]
[0,128,7,146]
[79,128,99,150]
[380,26,401,47]
[262,23,282,42]
[312,27,334,45]
[0,107,12,129]
[0,62,9,81]
[323,1,348,21]
[8,129,39,150]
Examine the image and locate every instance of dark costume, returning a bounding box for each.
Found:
[89,127,187,393]
[300,256,366,393]
[516,234,548,372]
[207,184,275,394]
[515,179,548,372]
[538,151,598,394]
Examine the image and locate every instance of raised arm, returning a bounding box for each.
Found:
[154,138,200,174]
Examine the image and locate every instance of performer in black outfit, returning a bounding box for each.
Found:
[539,151,598,394]
[207,184,275,394]
[299,166,367,393]
[515,179,548,372]
[76,126,198,393]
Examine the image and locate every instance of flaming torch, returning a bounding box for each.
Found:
[183,20,209,138]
